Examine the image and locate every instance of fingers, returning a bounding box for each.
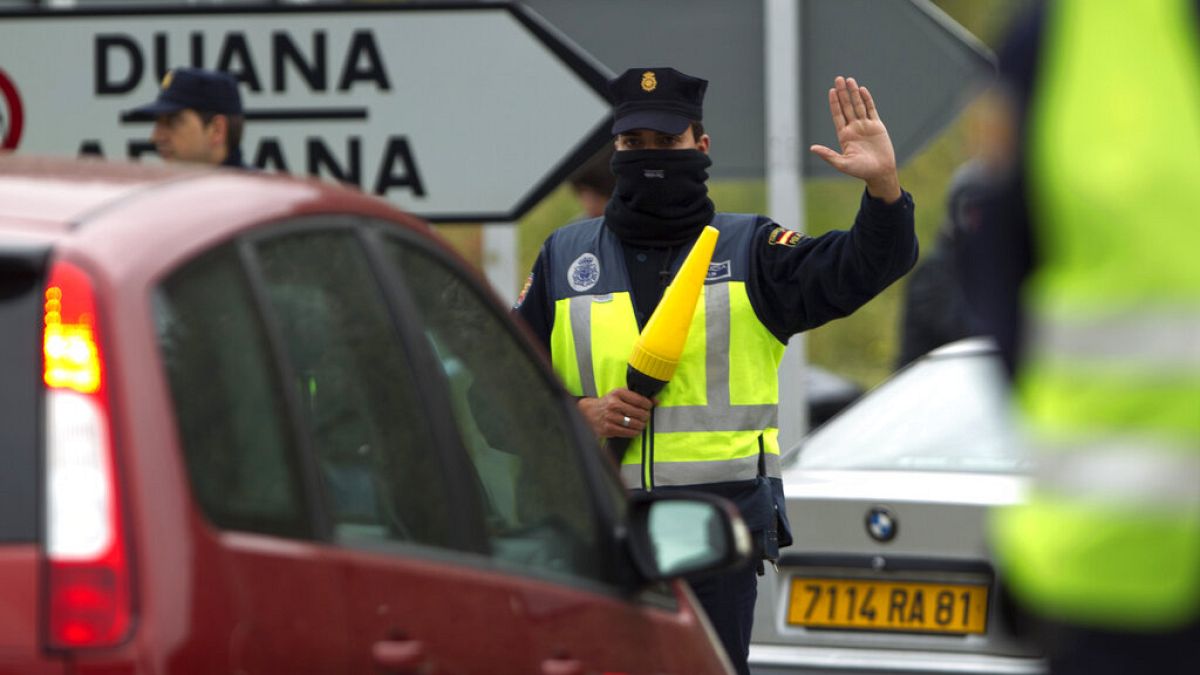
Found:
[860,85,879,120]
[611,388,654,412]
[604,404,647,437]
[605,411,645,438]
[809,144,845,170]
[827,86,846,130]
[608,398,649,428]
[833,76,873,123]
[835,76,855,124]
[846,77,869,120]
[596,388,653,438]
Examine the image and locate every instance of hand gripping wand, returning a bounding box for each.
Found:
[606,226,719,461]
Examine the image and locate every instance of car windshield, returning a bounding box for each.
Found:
[788,342,1029,474]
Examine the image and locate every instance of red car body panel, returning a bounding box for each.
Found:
[0,157,732,675]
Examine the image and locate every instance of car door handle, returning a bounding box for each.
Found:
[540,656,584,675]
[372,638,428,672]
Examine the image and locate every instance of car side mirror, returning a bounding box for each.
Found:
[625,491,752,582]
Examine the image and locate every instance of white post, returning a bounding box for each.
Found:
[765,0,809,450]
[482,222,520,305]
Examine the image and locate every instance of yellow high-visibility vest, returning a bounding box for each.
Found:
[991,0,1200,630]
[547,214,786,492]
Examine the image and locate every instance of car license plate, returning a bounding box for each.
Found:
[787,577,989,634]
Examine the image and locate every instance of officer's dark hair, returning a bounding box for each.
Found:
[569,147,615,196]
[197,110,245,155]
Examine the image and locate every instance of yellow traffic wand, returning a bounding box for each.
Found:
[608,225,719,461]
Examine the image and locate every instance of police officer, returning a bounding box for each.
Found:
[966,2,1200,673]
[514,67,917,674]
[125,67,247,168]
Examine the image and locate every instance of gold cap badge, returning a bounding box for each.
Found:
[641,71,657,92]
[160,70,174,90]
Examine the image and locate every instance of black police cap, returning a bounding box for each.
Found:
[609,67,707,136]
[124,68,243,120]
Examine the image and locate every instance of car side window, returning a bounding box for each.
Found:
[0,256,45,542]
[383,236,604,582]
[155,245,309,538]
[254,230,456,550]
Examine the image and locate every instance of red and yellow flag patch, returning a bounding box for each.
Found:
[514,273,534,308]
[768,226,804,247]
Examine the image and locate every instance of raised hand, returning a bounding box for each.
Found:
[809,76,902,203]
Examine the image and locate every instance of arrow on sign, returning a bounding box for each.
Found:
[522,0,994,179]
[0,2,614,222]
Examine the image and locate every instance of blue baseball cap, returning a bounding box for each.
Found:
[609,67,707,135]
[124,68,243,119]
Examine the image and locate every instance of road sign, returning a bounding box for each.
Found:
[522,0,994,179]
[0,2,613,222]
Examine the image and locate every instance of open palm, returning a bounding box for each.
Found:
[810,76,900,200]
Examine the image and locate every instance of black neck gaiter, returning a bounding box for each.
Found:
[604,149,715,246]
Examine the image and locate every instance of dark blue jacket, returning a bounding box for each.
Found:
[517,189,917,345]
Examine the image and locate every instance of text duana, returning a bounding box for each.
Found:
[83,29,425,198]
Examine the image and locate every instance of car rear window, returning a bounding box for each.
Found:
[795,349,1027,474]
[155,244,312,539]
[0,247,47,542]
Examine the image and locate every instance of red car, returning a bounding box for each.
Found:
[0,156,748,675]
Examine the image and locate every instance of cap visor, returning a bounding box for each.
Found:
[122,100,187,121]
[611,111,693,136]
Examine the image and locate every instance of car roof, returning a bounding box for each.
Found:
[923,336,996,359]
[0,155,430,252]
[782,336,1021,475]
[0,156,193,227]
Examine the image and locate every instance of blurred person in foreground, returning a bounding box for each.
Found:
[964,1,1200,673]
[894,160,986,369]
[125,67,248,169]
[514,66,916,674]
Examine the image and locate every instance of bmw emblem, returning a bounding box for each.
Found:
[865,507,897,543]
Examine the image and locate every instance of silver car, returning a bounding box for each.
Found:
[750,339,1046,675]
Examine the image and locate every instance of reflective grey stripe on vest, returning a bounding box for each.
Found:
[568,295,599,398]
[654,283,779,433]
[1029,312,1200,371]
[621,453,782,487]
[1035,440,1200,510]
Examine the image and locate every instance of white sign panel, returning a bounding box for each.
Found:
[0,3,613,221]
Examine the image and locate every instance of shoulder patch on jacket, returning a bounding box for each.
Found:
[514,273,534,309]
[768,226,805,247]
[567,252,601,292]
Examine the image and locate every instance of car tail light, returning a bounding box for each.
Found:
[42,261,132,649]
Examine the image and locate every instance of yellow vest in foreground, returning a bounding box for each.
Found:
[992,0,1200,630]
